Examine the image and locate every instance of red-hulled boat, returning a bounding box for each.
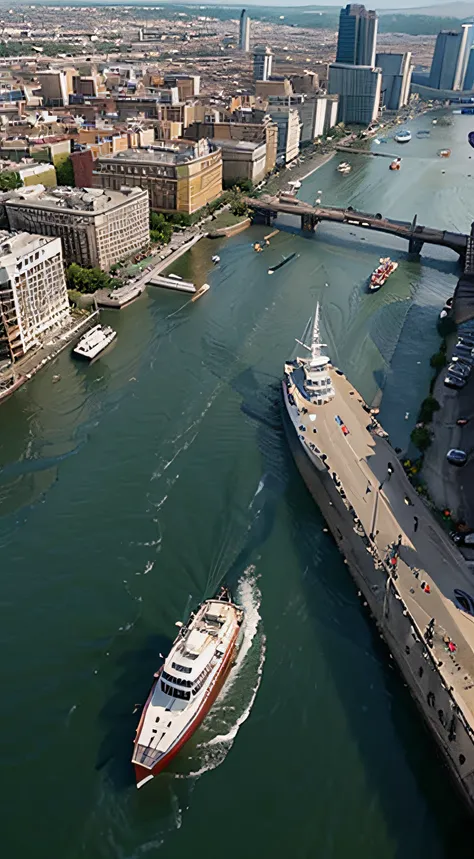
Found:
[369,257,398,292]
[132,587,244,788]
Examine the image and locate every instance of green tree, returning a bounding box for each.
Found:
[411,426,432,452]
[418,396,440,424]
[66,263,112,294]
[149,211,173,244]
[0,170,21,191]
[56,155,75,186]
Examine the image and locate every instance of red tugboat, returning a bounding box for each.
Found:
[369,257,398,292]
[132,587,244,789]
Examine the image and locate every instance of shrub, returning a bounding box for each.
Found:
[411,426,432,452]
[418,396,440,424]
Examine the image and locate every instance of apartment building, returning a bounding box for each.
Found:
[92,140,222,215]
[6,186,150,271]
[184,117,278,174]
[0,231,70,361]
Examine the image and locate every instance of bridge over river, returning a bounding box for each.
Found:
[245,195,470,261]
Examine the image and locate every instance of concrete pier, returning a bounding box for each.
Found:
[284,364,474,809]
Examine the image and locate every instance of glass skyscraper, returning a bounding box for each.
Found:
[336,4,378,67]
[429,25,472,91]
[239,9,250,53]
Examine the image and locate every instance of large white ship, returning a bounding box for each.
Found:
[282,303,474,812]
[132,587,244,788]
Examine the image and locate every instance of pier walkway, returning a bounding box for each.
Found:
[287,366,474,753]
[247,195,470,261]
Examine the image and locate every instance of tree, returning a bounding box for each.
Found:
[66,263,112,294]
[430,350,445,371]
[418,396,440,424]
[149,211,173,244]
[0,170,21,191]
[56,155,75,186]
[411,426,432,452]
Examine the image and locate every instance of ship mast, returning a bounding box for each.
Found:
[311,302,327,364]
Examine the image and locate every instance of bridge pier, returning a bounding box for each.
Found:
[408,238,424,256]
[251,208,275,226]
[301,213,319,232]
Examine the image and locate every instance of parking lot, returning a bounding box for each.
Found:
[423,317,474,553]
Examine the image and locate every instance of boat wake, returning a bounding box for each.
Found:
[173,565,265,779]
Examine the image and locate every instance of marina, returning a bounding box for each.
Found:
[3,110,474,859]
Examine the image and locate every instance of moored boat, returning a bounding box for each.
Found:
[132,586,244,788]
[337,161,351,173]
[369,257,398,291]
[73,324,116,361]
[0,370,27,403]
[438,148,451,158]
[394,129,411,143]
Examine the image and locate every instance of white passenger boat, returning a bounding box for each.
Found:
[73,324,116,361]
[132,586,244,789]
[337,161,352,173]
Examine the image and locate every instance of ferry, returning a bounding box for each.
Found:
[337,161,352,174]
[389,158,401,171]
[394,129,411,143]
[73,324,116,361]
[369,257,398,291]
[132,587,244,788]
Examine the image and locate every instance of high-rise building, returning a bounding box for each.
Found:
[268,105,301,164]
[0,232,70,361]
[37,69,76,107]
[429,26,472,91]
[239,9,250,53]
[465,46,474,90]
[336,4,378,68]
[328,63,382,125]
[253,46,273,81]
[375,52,413,110]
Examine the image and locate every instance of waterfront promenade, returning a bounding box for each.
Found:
[289,366,474,743]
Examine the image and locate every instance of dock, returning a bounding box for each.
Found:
[284,364,474,809]
[147,275,196,293]
[335,144,401,159]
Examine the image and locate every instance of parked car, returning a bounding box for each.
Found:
[444,375,466,389]
[448,363,471,378]
[446,448,468,466]
[451,531,474,546]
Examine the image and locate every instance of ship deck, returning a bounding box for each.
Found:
[286,362,474,727]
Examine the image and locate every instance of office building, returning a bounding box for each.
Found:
[163,74,200,99]
[375,52,413,110]
[254,46,273,82]
[269,93,338,142]
[93,140,223,215]
[328,63,382,125]
[429,26,472,91]
[6,186,150,271]
[36,69,76,107]
[218,139,267,185]
[336,5,378,68]
[0,232,70,361]
[465,46,474,90]
[239,9,250,53]
[268,106,301,164]
[183,117,278,175]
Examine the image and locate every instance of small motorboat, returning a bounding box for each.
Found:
[389,158,401,171]
[438,149,451,158]
[211,255,220,264]
[337,161,351,174]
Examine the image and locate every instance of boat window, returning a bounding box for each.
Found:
[172,661,192,674]
[161,680,190,700]
[162,669,193,688]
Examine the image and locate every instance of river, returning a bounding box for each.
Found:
[1,110,473,859]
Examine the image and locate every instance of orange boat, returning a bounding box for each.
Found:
[132,587,244,789]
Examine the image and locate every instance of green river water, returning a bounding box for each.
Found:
[1,111,474,859]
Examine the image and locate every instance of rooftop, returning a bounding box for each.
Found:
[0,230,56,261]
[6,184,146,213]
[98,140,218,165]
